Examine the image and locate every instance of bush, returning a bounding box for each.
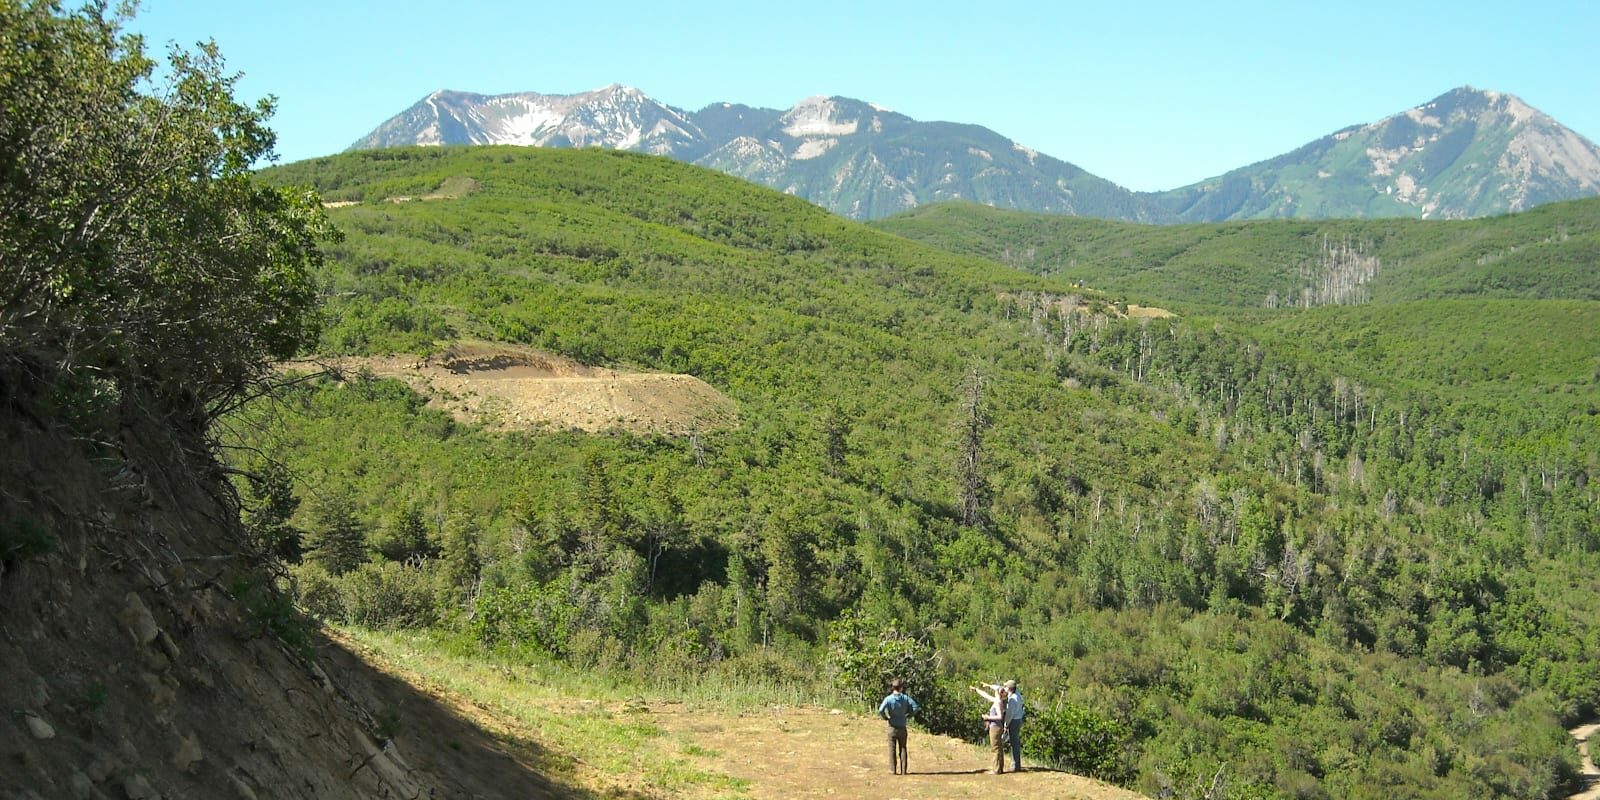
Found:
[292,564,348,622]
[1022,700,1136,785]
[471,580,578,655]
[344,561,439,629]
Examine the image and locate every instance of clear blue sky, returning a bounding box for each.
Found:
[130,0,1598,192]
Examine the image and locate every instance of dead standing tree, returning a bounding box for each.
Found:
[956,368,990,527]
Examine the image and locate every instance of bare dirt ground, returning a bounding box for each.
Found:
[648,703,1145,800]
[1571,722,1600,800]
[313,342,739,435]
[333,629,1145,800]
[1125,304,1175,319]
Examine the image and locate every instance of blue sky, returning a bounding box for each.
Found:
[131,0,1598,191]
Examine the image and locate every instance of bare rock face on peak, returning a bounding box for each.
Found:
[349,85,1600,222]
[1151,87,1600,221]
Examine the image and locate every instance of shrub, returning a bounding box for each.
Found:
[293,564,348,622]
[1022,700,1136,785]
[0,515,56,565]
[471,580,578,655]
[343,561,439,629]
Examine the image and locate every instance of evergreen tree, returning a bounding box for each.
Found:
[306,494,367,576]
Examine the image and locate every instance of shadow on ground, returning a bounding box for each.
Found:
[318,630,648,799]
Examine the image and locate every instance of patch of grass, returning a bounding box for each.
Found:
[229,575,315,658]
[81,682,108,713]
[339,626,755,798]
[0,515,56,564]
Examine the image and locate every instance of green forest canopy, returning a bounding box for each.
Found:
[872,198,1600,311]
[244,145,1599,799]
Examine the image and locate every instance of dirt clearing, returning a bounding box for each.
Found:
[337,627,1147,800]
[647,702,1145,800]
[313,342,740,435]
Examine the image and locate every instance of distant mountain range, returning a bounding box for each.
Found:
[349,85,1600,222]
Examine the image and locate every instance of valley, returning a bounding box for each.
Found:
[5,8,1599,797]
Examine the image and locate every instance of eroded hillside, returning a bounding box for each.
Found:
[0,418,570,799]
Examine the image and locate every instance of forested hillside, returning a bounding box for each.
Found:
[873,198,1600,310]
[246,146,1600,799]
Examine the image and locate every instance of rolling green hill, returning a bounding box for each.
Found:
[873,197,1600,310]
[249,147,1600,799]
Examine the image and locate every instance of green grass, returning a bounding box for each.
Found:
[340,625,755,798]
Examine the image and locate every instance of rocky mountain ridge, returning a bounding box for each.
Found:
[1154,86,1600,221]
[349,85,1600,222]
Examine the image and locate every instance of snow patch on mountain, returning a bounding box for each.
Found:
[497,105,563,144]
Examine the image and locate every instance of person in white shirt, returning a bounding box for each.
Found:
[972,679,1026,772]
[979,686,1010,774]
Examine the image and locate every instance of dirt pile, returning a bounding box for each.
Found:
[0,418,562,799]
[318,342,740,435]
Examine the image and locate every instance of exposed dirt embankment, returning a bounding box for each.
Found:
[315,342,740,435]
[0,420,564,799]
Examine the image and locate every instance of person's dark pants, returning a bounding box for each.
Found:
[888,724,909,773]
[1007,717,1023,771]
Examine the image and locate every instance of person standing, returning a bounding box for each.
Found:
[981,686,1011,774]
[1004,679,1025,772]
[877,678,920,775]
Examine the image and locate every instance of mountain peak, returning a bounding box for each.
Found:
[596,83,645,99]
[780,96,862,138]
[349,85,1600,222]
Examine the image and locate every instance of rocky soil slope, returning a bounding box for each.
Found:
[0,418,561,799]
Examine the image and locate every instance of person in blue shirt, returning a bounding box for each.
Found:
[1003,679,1025,772]
[877,678,920,774]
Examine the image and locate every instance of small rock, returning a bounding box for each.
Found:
[137,672,176,714]
[142,648,172,674]
[118,593,160,646]
[228,773,259,800]
[25,712,56,739]
[171,733,203,773]
[121,773,157,799]
[155,630,181,663]
[69,771,96,800]
[187,666,215,691]
[29,677,51,707]
[87,753,118,782]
